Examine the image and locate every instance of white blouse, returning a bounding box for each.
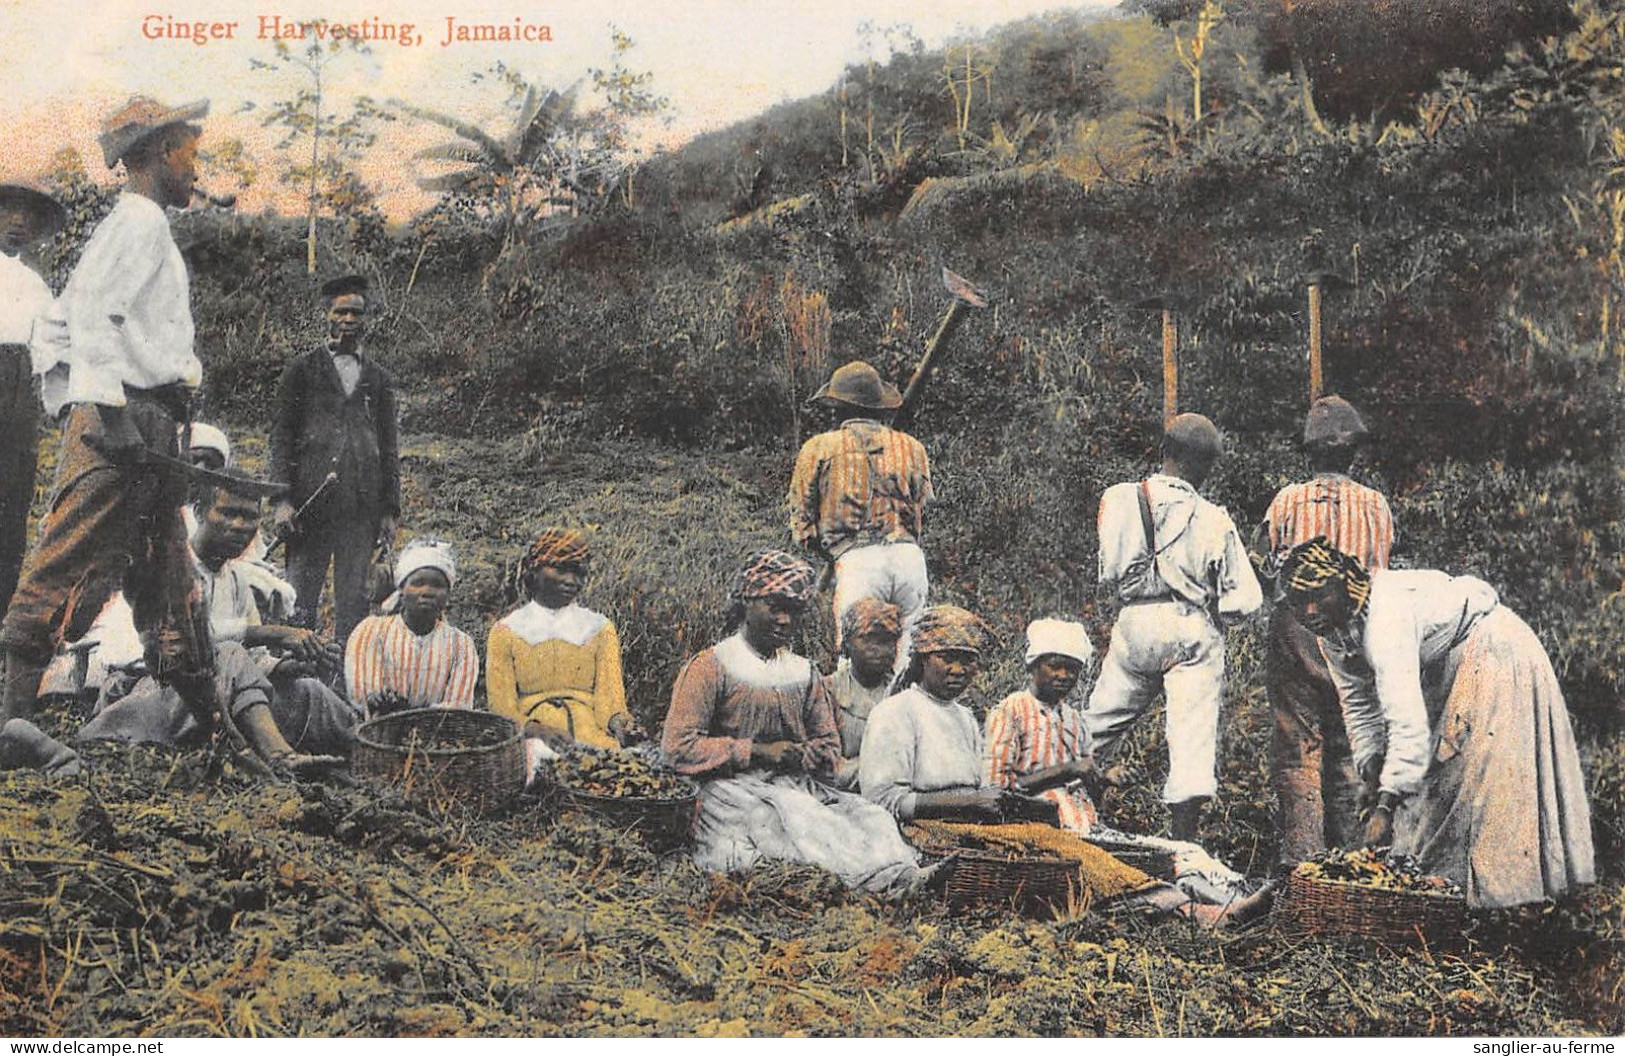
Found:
[859,685,983,820]
[1321,569,1499,795]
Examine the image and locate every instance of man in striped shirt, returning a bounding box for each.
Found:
[788,361,933,648]
[345,539,479,714]
[1255,395,1395,867]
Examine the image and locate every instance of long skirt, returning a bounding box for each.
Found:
[1398,606,1595,909]
[693,770,922,894]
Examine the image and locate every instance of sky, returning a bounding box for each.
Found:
[0,0,1116,217]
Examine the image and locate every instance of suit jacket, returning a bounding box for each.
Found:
[270,347,400,522]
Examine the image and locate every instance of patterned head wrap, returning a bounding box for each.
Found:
[1024,618,1095,668]
[395,538,457,590]
[912,605,993,657]
[841,598,903,642]
[1281,536,1371,614]
[734,550,817,603]
[523,528,591,579]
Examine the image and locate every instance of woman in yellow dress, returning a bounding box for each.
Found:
[486,528,641,750]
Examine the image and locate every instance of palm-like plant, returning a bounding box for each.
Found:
[394,75,625,259]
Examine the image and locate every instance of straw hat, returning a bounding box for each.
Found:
[97,96,208,169]
[810,361,903,411]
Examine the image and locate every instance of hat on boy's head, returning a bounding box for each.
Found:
[1023,618,1094,668]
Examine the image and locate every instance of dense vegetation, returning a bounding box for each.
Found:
[5,0,1621,1036]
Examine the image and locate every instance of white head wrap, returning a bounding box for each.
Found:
[184,422,231,465]
[394,539,457,589]
[1024,618,1095,668]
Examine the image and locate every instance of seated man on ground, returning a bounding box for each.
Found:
[345,539,479,715]
[822,598,903,791]
[660,550,923,894]
[74,471,355,765]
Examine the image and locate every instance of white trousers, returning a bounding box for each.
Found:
[832,541,928,649]
[1085,600,1224,804]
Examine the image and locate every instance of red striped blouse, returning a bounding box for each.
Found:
[344,613,480,713]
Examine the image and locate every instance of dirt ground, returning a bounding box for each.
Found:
[1,426,1619,1038]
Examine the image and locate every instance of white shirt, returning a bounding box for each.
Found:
[0,251,51,345]
[860,685,984,820]
[330,344,362,397]
[1320,569,1500,796]
[192,550,263,644]
[1097,473,1262,624]
[42,193,199,409]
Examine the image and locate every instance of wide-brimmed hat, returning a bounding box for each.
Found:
[810,361,902,411]
[0,183,65,240]
[97,96,208,169]
[1303,395,1369,447]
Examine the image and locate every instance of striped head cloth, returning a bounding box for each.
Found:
[1281,536,1371,614]
[524,528,591,578]
[734,550,818,603]
[841,598,903,642]
[913,605,994,657]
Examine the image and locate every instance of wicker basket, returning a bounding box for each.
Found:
[558,782,700,854]
[354,708,524,811]
[932,847,1083,917]
[1275,870,1468,946]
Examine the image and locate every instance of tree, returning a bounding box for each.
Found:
[245,25,379,274]
[588,26,672,207]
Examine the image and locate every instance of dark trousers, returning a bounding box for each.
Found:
[0,345,39,620]
[1268,603,1361,866]
[286,510,379,651]
[1,398,212,684]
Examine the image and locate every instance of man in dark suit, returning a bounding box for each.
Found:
[270,275,399,649]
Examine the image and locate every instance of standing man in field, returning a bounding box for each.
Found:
[789,360,933,649]
[1255,395,1395,868]
[1085,412,1262,842]
[271,275,400,649]
[1,96,221,730]
[0,182,63,621]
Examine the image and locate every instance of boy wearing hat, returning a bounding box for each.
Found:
[788,360,933,647]
[271,274,401,647]
[1085,412,1262,841]
[1255,395,1394,867]
[1,97,217,729]
[0,182,63,622]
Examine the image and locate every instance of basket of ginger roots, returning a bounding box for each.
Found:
[1277,847,1467,945]
[551,749,699,853]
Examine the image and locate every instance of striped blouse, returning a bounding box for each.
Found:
[1263,473,1395,572]
[984,689,1097,833]
[789,419,933,559]
[345,613,479,712]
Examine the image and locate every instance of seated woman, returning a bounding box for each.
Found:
[661,550,922,894]
[345,539,479,715]
[862,605,1262,923]
[487,528,640,751]
[1280,538,1595,909]
[822,598,903,791]
[985,617,1252,906]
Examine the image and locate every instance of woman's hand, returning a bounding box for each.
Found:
[608,712,646,747]
[750,741,805,772]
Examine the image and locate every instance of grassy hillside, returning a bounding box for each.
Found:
[5,1,1622,1037]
